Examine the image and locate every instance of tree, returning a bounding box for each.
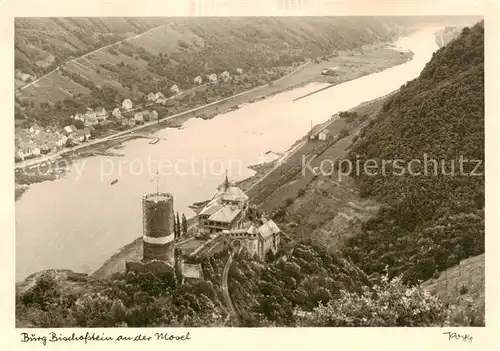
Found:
[175,212,181,238]
[73,120,85,129]
[181,214,188,237]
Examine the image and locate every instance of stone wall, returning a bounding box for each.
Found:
[125,260,175,275]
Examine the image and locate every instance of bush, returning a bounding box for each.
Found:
[295,272,447,327]
[284,197,294,207]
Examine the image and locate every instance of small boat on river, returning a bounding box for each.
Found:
[149,138,160,144]
[111,179,118,185]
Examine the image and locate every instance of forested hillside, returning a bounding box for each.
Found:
[342,22,484,284]
[15,17,412,126]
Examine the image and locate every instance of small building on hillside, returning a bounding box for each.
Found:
[194,75,203,85]
[321,67,338,76]
[318,129,329,141]
[29,124,42,135]
[85,108,97,119]
[207,73,218,84]
[154,92,164,101]
[133,112,144,123]
[112,108,122,119]
[122,99,133,111]
[64,125,78,134]
[150,110,159,120]
[69,131,83,143]
[170,85,180,94]
[147,93,156,101]
[309,125,329,141]
[73,114,85,122]
[84,116,99,127]
[220,71,230,82]
[95,107,107,120]
[236,68,243,75]
[55,134,68,147]
[70,128,91,143]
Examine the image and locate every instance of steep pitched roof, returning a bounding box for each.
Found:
[258,220,280,239]
[221,186,249,202]
[199,203,223,216]
[208,205,241,223]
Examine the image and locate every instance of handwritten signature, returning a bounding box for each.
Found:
[443,332,473,343]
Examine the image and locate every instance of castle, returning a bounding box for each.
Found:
[125,192,201,281]
[125,175,281,278]
[197,174,281,259]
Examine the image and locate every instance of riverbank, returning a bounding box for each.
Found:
[90,89,395,280]
[15,44,413,201]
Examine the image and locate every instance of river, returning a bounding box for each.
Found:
[15,27,440,281]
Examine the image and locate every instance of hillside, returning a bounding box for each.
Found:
[232,20,484,315]
[422,254,484,326]
[15,17,413,126]
[342,22,484,284]
[251,22,484,282]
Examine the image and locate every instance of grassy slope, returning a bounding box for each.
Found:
[422,254,484,326]
[342,22,484,284]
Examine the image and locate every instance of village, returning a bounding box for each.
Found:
[14,69,239,162]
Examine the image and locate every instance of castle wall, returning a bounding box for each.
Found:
[125,260,174,275]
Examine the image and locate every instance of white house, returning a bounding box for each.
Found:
[154,92,164,101]
[318,129,329,141]
[84,116,99,127]
[64,125,78,134]
[236,68,244,75]
[220,71,230,82]
[29,124,42,135]
[134,112,144,123]
[73,114,85,122]
[69,131,84,143]
[147,93,156,101]
[56,134,68,147]
[207,73,218,84]
[112,108,122,119]
[150,110,159,120]
[85,108,97,119]
[309,125,329,141]
[170,85,180,94]
[95,107,107,120]
[122,99,133,111]
[194,75,203,85]
[81,128,91,140]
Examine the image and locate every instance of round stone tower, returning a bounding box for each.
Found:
[142,192,175,266]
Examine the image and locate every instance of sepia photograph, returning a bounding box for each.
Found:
[10,2,486,332]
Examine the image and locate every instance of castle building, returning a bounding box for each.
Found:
[198,175,249,234]
[126,190,203,281]
[197,174,281,259]
[126,192,176,274]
